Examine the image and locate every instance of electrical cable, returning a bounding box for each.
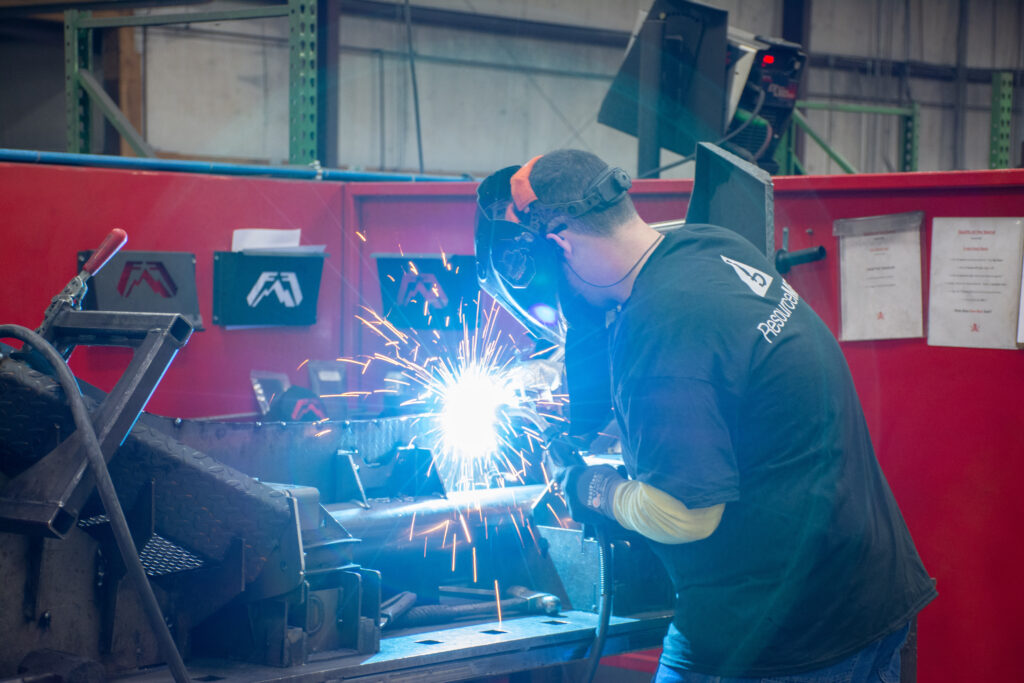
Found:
[578,525,613,683]
[564,233,663,289]
[637,84,768,179]
[403,0,425,173]
[752,117,775,161]
[0,325,192,683]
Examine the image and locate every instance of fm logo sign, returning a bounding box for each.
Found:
[213,252,323,326]
[375,254,477,330]
[116,261,178,298]
[247,272,303,308]
[291,398,327,421]
[397,272,448,310]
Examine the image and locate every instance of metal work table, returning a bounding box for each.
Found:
[115,611,670,682]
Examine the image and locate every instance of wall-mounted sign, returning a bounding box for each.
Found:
[375,254,477,330]
[77,250,203,329]
[928,217,1024,350]
[834,211,924,342]
[213,251,324,326]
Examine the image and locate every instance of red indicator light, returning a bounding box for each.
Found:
[762,54,775,65]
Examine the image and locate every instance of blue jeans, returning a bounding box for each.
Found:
[652,623,908,683]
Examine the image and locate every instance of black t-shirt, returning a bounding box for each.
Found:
[610,225,936,676]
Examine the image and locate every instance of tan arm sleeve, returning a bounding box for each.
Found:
[611,480,725,545]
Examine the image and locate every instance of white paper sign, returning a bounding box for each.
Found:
[928,217,1024,350]
[835,212,924,341]
[231,228,302,252]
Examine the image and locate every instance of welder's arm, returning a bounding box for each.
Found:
[612,480,724,544]
[561,466,724,543]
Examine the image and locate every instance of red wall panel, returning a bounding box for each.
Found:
[0,162,346,417]
[2,161,1023,680]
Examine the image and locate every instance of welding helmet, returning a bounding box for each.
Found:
[474,155,632,346]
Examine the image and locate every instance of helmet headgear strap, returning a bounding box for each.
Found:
[508,155,633,228]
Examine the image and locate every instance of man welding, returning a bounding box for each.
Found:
[474,149,936,682]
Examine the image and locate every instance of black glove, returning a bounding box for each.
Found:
[560,464,627,526]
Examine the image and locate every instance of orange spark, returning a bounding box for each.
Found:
[459,513,473,544]
[509,512,525,548]
[546,503,567,529]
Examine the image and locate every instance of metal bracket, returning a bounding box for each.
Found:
[775,226,827,274]
[0,309,192,537]
[83,480,156,654]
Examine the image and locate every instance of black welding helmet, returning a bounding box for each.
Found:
[475,161,566,344]
[474,155,632,346]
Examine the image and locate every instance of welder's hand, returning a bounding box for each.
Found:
[560,464,627,527]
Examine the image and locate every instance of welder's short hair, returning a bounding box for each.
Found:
[529,149,639,235]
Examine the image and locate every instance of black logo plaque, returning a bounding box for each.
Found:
[77,250,203,330]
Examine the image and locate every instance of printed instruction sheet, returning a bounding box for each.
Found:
[928,217,1024,349]
[835,211,924,341]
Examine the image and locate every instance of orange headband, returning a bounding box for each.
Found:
[509,155,543,212]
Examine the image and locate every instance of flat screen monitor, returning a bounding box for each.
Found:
[598,0,729,158]
[685,142,774,257]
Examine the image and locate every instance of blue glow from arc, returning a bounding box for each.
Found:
[530,303,559,325]
[437,364,520,463]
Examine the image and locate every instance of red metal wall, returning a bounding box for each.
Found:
[2,161,1023,680]
[0,162,345,417]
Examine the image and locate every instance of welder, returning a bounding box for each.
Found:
[474,149,936,682]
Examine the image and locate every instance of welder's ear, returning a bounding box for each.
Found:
[546,230,572,259]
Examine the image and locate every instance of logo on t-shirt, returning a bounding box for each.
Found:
[720,255,773,297]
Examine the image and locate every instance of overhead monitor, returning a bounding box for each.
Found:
[598,0,729,159]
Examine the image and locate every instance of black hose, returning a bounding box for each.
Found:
[0,325,192,683]
[579,525,613,683]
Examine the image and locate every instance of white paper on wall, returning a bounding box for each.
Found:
[927,217,1024,350]
[834,211,924,341]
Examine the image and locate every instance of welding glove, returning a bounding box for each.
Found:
[560,464,627,527]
